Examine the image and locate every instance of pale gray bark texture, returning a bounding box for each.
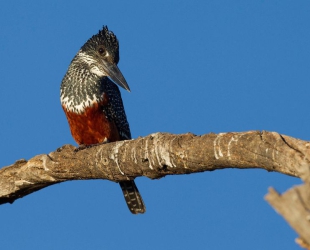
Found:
[0,131,309,247]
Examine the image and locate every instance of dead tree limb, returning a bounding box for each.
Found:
[1,131,310,246]
[265,185,310,249]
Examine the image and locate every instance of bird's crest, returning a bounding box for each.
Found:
[81,26,119,63]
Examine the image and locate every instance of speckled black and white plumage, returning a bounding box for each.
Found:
[101,77,131,140]
[60,26,145,214]
[60,60,104,113]
[61,74,131,140]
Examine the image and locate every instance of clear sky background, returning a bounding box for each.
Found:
[0,1,309,249]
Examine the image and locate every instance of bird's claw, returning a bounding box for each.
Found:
[74,140,110,152]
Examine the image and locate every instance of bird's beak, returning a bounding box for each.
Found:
[102,61,131,92]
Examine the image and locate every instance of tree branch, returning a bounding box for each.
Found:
[1,131,310,246]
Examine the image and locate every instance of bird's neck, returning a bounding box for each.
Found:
[60,62,107,114]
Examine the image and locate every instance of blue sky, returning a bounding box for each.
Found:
[0,1,309,249]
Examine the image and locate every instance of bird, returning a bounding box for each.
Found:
[60,26,146,214]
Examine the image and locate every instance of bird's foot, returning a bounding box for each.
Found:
[74,140,110,152]
[74,144,91,152]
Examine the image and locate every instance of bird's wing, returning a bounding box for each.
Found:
[101,78,132,140]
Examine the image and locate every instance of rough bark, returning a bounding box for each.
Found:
[0,131,309,247]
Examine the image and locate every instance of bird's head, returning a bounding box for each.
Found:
[78,26,130,92]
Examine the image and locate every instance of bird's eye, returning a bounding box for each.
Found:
[98,48,105,55]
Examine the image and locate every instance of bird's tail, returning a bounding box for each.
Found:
[119,180,146,214]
